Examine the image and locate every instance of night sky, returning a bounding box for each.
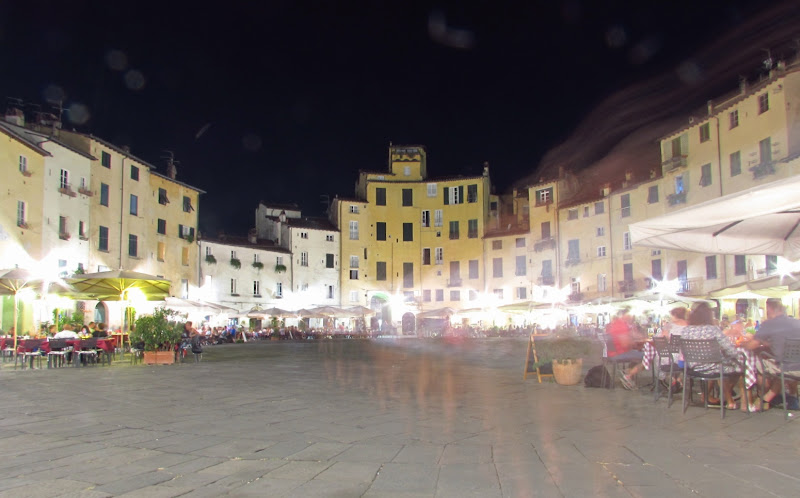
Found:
[0,0,792,236]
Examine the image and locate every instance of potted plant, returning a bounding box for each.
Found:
[252,261,264,270]
[533,326,592,385]
[230,257,242,269]
[131,307,183,365]
[205,254,217,264]
[274,264,287,273]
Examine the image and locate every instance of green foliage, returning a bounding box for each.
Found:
[52,308,83,331]
[205,254,217,264]
[230,258,242,269]
[274,264,287,273]
[131,307,183,351]
[252,261,264,270]
[185,232,195,243]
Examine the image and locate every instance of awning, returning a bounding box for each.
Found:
[629,176,800,260]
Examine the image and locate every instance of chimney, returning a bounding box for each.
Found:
[166,158,177,180]
[248,228,257,244]
[624,170,633,181]
[276,211,286,246]
[707,100,713,116]
[601,183,611,197]
[739,76,747,95]
[5,108,25,127]
[483,161,490,177]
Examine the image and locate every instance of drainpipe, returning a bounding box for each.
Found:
[712,112,728,289]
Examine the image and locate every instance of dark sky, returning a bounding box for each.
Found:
[0,0,786,235]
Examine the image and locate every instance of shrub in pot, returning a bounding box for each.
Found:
[131,307,183,364]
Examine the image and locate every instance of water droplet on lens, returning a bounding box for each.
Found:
[124,70,146,91]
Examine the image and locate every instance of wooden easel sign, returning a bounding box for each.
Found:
[523,334,554,383]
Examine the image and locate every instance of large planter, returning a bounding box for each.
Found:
[143,351,175,365]
[552,358,583,385]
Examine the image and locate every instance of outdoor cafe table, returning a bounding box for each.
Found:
[63,338,116,366]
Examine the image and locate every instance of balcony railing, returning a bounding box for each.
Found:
[58,185,77,197]
[564,257,581,267]
[662,155,687,170]
[750,161,776,180]
[58,232,71,241]
[568,292,583,302]
[78,186,93,196]
[534,237,556,252]
[538,275,555,286]
[618,280,638,293]
[20,169,32,177]
[447,278,462,287]
[667,192,686,206]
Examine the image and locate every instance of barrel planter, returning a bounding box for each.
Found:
[551,358,583,385]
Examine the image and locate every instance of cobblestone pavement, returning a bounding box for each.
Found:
[0,338,798,497]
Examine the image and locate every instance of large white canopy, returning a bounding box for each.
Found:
[629,175,800,260]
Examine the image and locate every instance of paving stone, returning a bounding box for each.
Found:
[439,443,493,464]
[264,460,332,480]
[494,460,561,497]
[363,462,438,495]
[286,442,350,461]
[392,444,445,464]
[314,461,381,483]
[435,463,501,497]
[282,478,370,497]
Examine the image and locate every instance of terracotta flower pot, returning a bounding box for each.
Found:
[552,358,583,385]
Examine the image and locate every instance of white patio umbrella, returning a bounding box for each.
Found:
[629,176,800,260]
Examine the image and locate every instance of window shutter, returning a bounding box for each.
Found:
[189,227,195,238]
[458,186,464,204]
[443,187,449,205]
[178,224,184,237]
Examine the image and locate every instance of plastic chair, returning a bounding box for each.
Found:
[74,338,98,367]
[679,338,741,419]
[47,339,69,368]
[652,337,681,406]
[762,337,800,420]
[15,339,44,370]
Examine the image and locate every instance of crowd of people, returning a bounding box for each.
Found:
[606,299,800,412]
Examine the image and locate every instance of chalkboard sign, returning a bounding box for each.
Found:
[523,334,554,383]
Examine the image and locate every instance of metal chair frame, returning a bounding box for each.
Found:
[679,338,741,419]
[651,336,681,407]
[762,337,800,420]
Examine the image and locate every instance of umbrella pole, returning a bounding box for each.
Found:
[13,293,19,351]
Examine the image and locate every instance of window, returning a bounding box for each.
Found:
[651,249,661,256]
[231,250,237,259]
[376,222,386,241]
[157,242,166,261]
[276,256,283,266]
[729,110,739,129]
[100,183,109,206]
[349,205,359,214]
[377,261,387,280]
[230,278,238,295]
[252,254,260,264]
[349,220,359,240]
[16,200,26,227]
[427,183,437,197]
[183,196,193,212]
[467,184,478,203]
[300,232,308,239]
[449,221,459,240]
[450,290,460,301]
[434,209,443,227]
[326,254,334,268]
[700,163,712,187]
[421,210,430,228]
[570,278,580,295]
[19,155,27,174]
[766,255,778,275]
[541,260,553,278]
[492,240,502,250]
[59,169,70,190]
[277,282,284,298]
[349,291,359,303]
[126,234,138,257]
[594,201,604,215]
[403,262,413,288]
[583,206,590,217]
[515,255,526,276]
[130,165,140,181]
[759,137,772,164]
[403,222,413,241]
[449,261,461,283]
[444,186,463,205]
[730,151,741,176]
[536,188,552,205]
[423,289,431,302]
[98,226,109,251]
[517,287,527,299]
[101,151,111,168]
[541,222,551,239]
[620,194,630,218]
[705,255,717,279]
[647,185,659,204]
[158,188,169,205]
[675,175,684,194]
[567,239,580,262]
[350,255,359,268]
[434,247,443,265]
[130,194,138,215]
[596,227,605,237]
[493,289,503,300]
[623,232,632,250]
[59,216,68,238]
[436,289,444,301]
[79,221,86,239]
[699,123,710,143]
[469,260,478,279]
[375,187,386,205]
[300,252,308,267]
[403,165,411,176]
[734,255,747,276]
[652,259,663,281]
[567,208,578,220]
[350,269,358,280]
[597,273,607,292]
[178,224,194,240]
[493,258,503,278]
[326,234,334,241]
[758,92,769,114]
[468,220,479,239]
[422,248,431,265]
[402,188,412,206]
[157,219,166,234]
[597,246,606,257]
[205,246,212,257]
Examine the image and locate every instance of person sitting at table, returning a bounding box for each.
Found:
[79,325,91,338]
[93,323,108,338]
[54,324,79,339]
[661,307,688,339]
[742,298,800,410]
[607,308,645,390]
[682,302,743,409]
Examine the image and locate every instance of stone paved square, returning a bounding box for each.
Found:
[1,339,798,497]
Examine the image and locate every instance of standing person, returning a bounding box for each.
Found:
[606,308,645,389]
[743,298,800,410]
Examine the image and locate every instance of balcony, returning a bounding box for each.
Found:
[79,234,89,241]
[20,169,32,177]
[58,185,77,197]
[750,161,776,180]
[564,257,581,267]
[676,277,704,296]
[78,186,93,197]
[58,232,71,241]
[667,192,686,206]
[568,292,583,302]
[17,221,29,229]
[662,155,687,170]
[447,278,462,287]
[538,275,555,286]
[534,237,556,252]
[618,280,638,293]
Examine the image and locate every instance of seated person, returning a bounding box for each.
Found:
[743,298,800,410]
[54,324,79,339]
[606,308,645,389]
[92,323,109,338]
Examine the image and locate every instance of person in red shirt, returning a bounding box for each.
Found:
[606,308,644,389]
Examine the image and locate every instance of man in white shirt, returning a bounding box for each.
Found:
[53,324,79,339]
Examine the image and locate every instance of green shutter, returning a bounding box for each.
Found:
[443,187,449,205]
[458,186,464,204]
